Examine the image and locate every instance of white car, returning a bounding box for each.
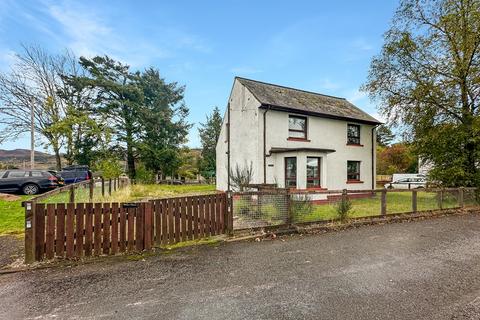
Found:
[385,177,427,189]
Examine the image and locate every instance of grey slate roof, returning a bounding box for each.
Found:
[236,77,381,124]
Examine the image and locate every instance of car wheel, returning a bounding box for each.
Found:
[23,184,39,195]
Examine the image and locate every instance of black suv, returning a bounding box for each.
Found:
[0,170,60,195]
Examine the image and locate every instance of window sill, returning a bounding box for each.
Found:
[289,187,327,191]
[346,143,364,147]
[346,180,364,184]
[287,137,310,142]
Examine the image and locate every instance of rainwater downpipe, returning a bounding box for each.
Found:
[263,106,270,184]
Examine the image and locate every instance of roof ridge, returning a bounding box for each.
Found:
[235,76,347,101]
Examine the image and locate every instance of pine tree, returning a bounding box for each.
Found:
[198,107,222,180]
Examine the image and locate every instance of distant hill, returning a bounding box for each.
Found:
[0,149,57,169]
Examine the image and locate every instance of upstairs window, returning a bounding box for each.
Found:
[288,115,307,139]
[347,161,361,181]
[347,124,361,145]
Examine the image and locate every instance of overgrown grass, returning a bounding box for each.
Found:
[0,195,32,236]
[101,184,216,202]
[40,183,217,204]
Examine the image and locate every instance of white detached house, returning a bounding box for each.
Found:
[216,77,381,191]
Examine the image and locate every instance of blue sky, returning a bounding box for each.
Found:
[0,0,397,151]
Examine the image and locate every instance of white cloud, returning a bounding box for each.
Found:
[37,0,210,69]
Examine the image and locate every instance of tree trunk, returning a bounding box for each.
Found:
[126,128,136,179]
[52,144,62,171]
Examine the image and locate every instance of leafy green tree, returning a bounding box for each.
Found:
[376,124,395,147]
[198,106,222,180]
[377,143,418,175]
[136,68,191,178]
[363,0,480,186]
[178,148,200,180]
[94,158,123,179]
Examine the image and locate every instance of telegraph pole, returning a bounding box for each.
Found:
[30,98,35,169]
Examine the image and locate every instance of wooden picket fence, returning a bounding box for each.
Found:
[24,193,231,263]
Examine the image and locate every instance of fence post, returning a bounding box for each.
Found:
[437,190,443,209]
[412,189,417,213]
[227,191,234,235]
[69,185,75,203]
[89,178,94,201]
[24,201,36,264]
[381,189,387,216]
[286,188,293,224]
[459,187,464,208]
[108,179,112,196]
[101,177,105,197]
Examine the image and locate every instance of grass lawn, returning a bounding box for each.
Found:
[0,195,32,236]
[293,191,460,223]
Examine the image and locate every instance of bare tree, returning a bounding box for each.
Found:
[229,162,254,191]
[0,45,86,169]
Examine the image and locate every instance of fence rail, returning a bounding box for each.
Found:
[232,187,480,230]
[24,185,479,263]
[24,193,230,262]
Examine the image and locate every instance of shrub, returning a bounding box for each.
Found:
[230,162,254,191]
[94,158,123,179]
[335,192,353,221]
[135,163,156,184]
[290,194,314,217]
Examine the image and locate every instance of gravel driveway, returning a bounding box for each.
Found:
[0,235,22,269]
[1,213,480,319]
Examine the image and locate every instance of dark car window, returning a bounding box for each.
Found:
[60,171,75,178]
[31,171,44,177]
[7,171,28,178]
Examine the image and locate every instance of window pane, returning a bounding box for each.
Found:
[307,180,321,188]
[289,130,306,138]
[286,158,296,178]
[347,161,360,181]
[285,157,297,188]
[8,171,27,178]
[0,171,5,178]
[307,157,320,188]
[347,124,361,144]
[31,171,43,177]
[289,117,306,131]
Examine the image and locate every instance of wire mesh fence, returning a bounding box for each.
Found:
[231,187,480,229]
[232,191,289,229]
[464,188,480,208]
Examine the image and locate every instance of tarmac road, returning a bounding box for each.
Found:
[1,213,480,319]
